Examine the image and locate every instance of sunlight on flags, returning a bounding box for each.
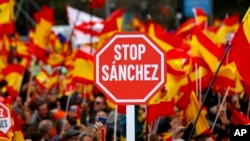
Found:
[2,64,24,99]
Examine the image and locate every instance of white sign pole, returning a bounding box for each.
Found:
[126,105,135,141]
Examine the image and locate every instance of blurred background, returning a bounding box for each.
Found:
[16,0,250,35]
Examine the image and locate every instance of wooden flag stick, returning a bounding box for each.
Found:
[25,59,35,104]
[187,44,232,141]
[211,87,230,132]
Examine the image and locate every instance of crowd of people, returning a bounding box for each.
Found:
[3,70,249,141]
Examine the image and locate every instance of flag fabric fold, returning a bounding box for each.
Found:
[2,64,24,99]
[72,50,94,84]
[230,7,250,87]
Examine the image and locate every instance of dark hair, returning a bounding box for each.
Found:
[24,131,42,141]
[195,134,211,141]
[78,131,97,141]
[36,100,47,110]
[106,127,121,141]
[38,120,53,135]
[55,118,65,133]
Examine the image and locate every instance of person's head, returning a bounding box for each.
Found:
[227,94,241,109]
[24,108,33,123]
[64,129,81,141]
[95,110,108,123]
[36,101,49,118]
[55,118,71,134]
[93,94,107,111]
[24,131,42,141]
[195,134,214,141]
[106,127,121,141]
[173,125,185,139]
[15,96,23,107]
[77,131,97,141]
[38,120,54,139]
[67,104,79,120]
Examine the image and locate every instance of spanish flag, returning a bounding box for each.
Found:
[184,91,211,136]
[174,18,195,38]
[231,7,250,87]
[46,52,64,68]
[97,8,124,49]
[215,13,240,45]
[72,50,94,84]
[35,68,49,91]
[11,111,24,141]
[146,20,182,52]
[190,27,224,72]
[192,7,208,25]
[147,87,175,122]
[2,64,24,99]
[0,0,15,35]
[230,106,250,125]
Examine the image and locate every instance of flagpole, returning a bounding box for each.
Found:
[113,105,118,141]
[26,59,35,104]
[199,67,202,104]
[15,0,25,20]
[211,87,230,132]
[14,1,36,26]
[89,8,93,54]
[195,63,199,98]
[187,43,232,141]
[69,6,81,49]
[62,86,73,132]
[247,96,250,118]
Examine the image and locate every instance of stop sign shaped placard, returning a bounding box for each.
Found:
[94,32,166,104]
[0,103,11,134]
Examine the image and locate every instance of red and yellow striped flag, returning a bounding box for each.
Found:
[0,0,15,35]
[231,7,250,87]
[184,91,211,136]
[72,50,94,84]
[147,87,175,122]
[192,7,208,25]
[190,27,224,72]
[2,64,24,99]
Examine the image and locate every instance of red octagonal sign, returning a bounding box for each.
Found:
[0,103,11,134]
[94,32,166,104]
